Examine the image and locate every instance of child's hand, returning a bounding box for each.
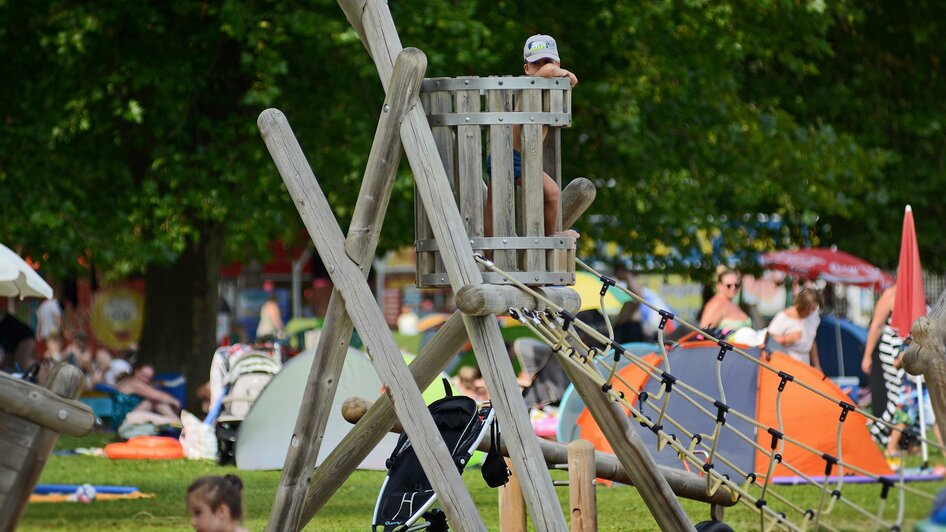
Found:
[535,63,578,87]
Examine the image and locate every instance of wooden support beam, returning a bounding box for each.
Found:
[264,49,427,532]
[557,346,694,531]
[455,285,581,316]
[560,178,596,230]
[341,396,737,507]
[0,364,89,531]
[259,109,485,531]
[0,369,93,437]
[568,440,597,532]
[337,1,567,529]
[903,288,946,454]
[299,180,598,525]
[300,311,469,522]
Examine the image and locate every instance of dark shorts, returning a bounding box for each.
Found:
[486,150,522,180]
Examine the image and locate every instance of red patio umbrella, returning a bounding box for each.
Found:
[760,248,894,291]
[890,205,926,338]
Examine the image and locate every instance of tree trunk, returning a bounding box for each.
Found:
[139,222,225,410]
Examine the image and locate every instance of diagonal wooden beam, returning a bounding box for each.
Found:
[337,1,567,529]
[259,109,485,531]
[557,341,693,530]
[264,49,427,531]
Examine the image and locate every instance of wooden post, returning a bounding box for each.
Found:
[520,88,545,272]
[0,364,92,531]
[265,49,427,532]
[557,343,694,531]
[338,1,567,529]
[499,457,527,532]
[568,440,597,532]
[259,109,485,531]
[903,288,946,452]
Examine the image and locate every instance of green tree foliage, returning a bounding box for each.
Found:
[1,1,942,394]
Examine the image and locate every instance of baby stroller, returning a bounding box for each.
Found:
[372,382,504,532]
[206,343,282,464]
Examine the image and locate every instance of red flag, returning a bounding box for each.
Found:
[890,205,926,337]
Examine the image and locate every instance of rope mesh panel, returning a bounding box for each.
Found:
[472,253,940,531]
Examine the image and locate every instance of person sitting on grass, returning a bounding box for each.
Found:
[113,363,181,428]
[186,474,248,532]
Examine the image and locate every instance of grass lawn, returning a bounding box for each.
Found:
[18,432,946,531]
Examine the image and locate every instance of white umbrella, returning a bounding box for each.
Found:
[0,243,52,299]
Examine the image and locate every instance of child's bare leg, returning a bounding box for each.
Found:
[542,173,578,238]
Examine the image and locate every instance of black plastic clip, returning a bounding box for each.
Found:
[767,428,783,450]
[777,371,794,392]
[658,309,675,330]
[560,310,575,332]
[599,276,616,296]
[612,343,625,362]
[716,340,733,361]
[879,476,894,499]
[838,401,855,422]
[822,453,838,476]
[661,372,677,393]
[714,400,730,424]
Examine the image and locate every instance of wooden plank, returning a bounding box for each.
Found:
[338,2,567,529]
[557,345,693,531]
[0,438,30,471]
[487,88,517,270]
[259,108,485,531]
[0,413,35,448]
[520,89,545,272]
[0,363,84,532]
[416,91,436,283]
[568,440,597,532]
[301,311,469,521]
[544,89,564,189]
[544,89,565,272]
[265,48,426,532]
[0,371,94,436]
[428,90,454,279]
[456,77,484,239]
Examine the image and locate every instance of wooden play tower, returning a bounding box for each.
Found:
[258,1,693,530]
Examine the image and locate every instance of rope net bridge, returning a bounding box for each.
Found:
[474,254,941,531]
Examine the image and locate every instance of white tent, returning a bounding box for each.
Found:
[236,346,450,470]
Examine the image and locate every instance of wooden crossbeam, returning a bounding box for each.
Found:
[264,49,427,531]
[337,2,566,529]
[259,108,485,531]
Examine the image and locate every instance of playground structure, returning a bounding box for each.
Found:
[256,1,946,530]
[0,364,95,531]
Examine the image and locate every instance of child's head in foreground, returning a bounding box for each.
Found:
[523,34,561,74]
[186,474,245,532]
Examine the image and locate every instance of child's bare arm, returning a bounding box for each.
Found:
[535,63,578,86]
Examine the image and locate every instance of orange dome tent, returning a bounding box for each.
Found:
[575,341,891,483]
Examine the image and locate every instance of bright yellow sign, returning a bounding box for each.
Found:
[91,287,144,350]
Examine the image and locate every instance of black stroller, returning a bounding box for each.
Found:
[372,383,502,531]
